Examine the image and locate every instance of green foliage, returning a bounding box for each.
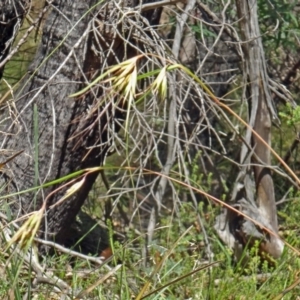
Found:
[190,23,217,39]
[258,0,300,51]
[1,176,300,299]
[279,103,300,127]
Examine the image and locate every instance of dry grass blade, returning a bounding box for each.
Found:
[69,56,141,98]
[141,261,220,299]
[49,176,86,209]
[74,264,122,299]
[5,208,43,251]
[136,226,193,300]
[0,150,24,169]
[152,66,167,100]
[272,276,300,300]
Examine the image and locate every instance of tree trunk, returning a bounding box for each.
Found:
[0,0,162,251]
[1,0,103,246]
[215,0,284,262]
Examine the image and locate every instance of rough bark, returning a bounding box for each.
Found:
[1,0,103,246]
[0,0,162,252]
[237,0,278,228]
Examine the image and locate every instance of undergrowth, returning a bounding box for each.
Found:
[2,193,300,299]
